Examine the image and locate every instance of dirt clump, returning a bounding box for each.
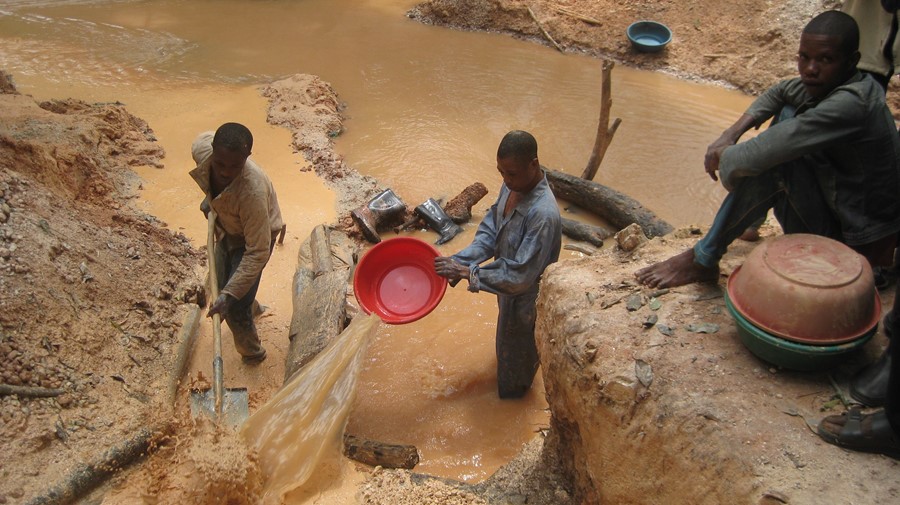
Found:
[262,74,380,220]
[103,419,263,505]
[0,79,203,503]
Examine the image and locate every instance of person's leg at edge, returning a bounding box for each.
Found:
[495,294,540,399]
[850,285,897,406]
[888,301,900,433]
[816,286,900,459]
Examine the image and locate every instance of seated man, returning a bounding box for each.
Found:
[636,10,900,290]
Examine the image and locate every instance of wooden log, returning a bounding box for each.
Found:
[561,217,609,247]
[343,434,419,469]
[546,168,674,238]
[166,305,201,409]
[443,182,488,224]
[309,223,333,278]
[24,425,163,505]
[582,60,622,181]
[283,226,351,383]
[283,225,421,469]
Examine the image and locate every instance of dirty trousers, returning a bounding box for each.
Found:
[692,159,843,269]
[215,240,273,360]
[496,291,540,399]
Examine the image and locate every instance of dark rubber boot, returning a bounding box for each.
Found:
[415,198,462,245]
[850,345,891,407]
[351,189,407,243]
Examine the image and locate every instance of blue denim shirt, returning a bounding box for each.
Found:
[719,72,900,246]
[451,172,562,296]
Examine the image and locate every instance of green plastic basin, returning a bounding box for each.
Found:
[724,292,875,371]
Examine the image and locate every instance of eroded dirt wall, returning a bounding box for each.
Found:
[534,251,758,504]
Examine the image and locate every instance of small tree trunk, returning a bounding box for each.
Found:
[581,60,622,181]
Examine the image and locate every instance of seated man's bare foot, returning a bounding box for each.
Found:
[739,226,761,242]
[634,249,719,288]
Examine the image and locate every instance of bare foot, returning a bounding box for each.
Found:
[634,249,719,288]
[739,227,761,242]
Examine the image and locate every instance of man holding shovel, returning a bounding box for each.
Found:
[190,122,284,364]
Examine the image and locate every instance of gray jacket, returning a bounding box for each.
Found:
[720,72,900,246]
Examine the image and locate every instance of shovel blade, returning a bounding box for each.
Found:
[189,387,250,428]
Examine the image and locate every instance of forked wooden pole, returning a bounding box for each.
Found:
[581,60,622,181]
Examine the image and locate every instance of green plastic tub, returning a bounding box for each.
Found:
[724,292,876,371]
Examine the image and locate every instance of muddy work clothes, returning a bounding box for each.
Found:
[189,132,284,358]
[695,73,900,269]
[451,173,561,398]
[214,234,277,358]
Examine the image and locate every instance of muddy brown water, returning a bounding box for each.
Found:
[0,0,755,490]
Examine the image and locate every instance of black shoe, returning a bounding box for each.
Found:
[817,408,900,460]
[849,346,891,407]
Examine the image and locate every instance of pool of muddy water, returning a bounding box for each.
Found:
[0,0,756,487]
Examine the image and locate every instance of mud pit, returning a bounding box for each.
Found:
[2,0,900,503]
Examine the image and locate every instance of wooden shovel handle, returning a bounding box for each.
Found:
[206,210,224,417]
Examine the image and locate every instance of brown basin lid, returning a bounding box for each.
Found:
[763,234,863,289]
[727,234,880,345]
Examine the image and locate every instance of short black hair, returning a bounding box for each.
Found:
[803,10,860,55]
[497,130,538,163]
[212,122,253,155]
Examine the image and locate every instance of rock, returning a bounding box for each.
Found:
[56,394,73,408]
[614,223,648,252]
[625,293,643,311]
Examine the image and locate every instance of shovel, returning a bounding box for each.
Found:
[189,209,250,428]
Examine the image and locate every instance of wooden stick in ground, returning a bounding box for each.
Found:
[527,6,564,52]
[24,425,165,505]
[554,7,602,25]
[0,384,65,398]
[581,60,622,181]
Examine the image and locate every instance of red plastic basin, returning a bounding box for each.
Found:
[353,237,447,324]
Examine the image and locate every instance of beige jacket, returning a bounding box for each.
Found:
[189,132,284,300]
[843,0,900,78]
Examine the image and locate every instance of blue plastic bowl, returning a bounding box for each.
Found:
[627,21,672,53]
[724,292,876,371]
